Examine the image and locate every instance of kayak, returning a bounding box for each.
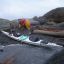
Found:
[1,30,62,47]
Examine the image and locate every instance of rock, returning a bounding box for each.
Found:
[43,7,64,23]
[39,7,64,24]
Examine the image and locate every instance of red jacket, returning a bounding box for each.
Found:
[19,19,26,26]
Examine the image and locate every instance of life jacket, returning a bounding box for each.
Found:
[25,19,31,30]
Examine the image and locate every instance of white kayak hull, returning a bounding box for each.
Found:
[1,30,62,47]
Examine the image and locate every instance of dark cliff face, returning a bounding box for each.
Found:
[43,7,64,23]
[38,7,64,24]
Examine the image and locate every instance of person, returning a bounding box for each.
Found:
[18,19,31,30]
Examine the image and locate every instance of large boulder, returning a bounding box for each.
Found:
[39,7,64,24]
[0,44,64,64]
[43,7,64,23]
[29,19,40,25]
